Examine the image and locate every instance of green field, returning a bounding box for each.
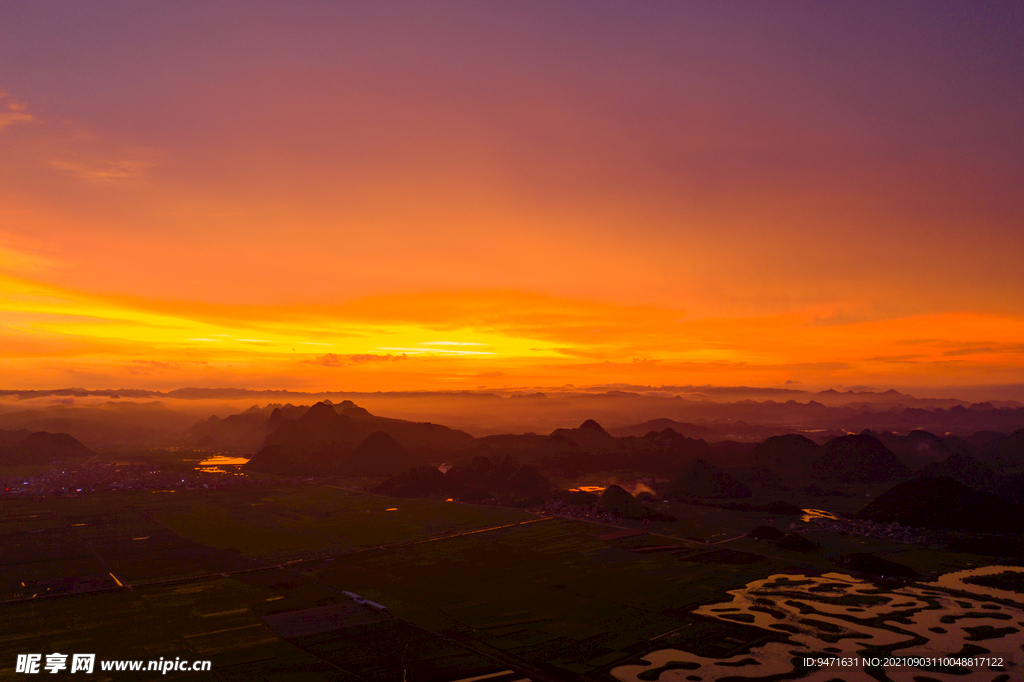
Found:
[0,482,992,681]
[144,485,533,561]
[292,516,799,676]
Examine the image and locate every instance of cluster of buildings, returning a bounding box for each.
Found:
[539,499,634,525]
[807,516,930,545]
[0,461,255,498]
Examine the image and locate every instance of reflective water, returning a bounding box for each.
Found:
[196,455,249,474]
[800,508,841,523]
[197,456,250,466]
[611,569,1024,681]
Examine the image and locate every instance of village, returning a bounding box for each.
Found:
[0,461,268,498]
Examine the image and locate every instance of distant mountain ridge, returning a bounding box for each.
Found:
[237,400,1024,494]
[6,387,1024,449]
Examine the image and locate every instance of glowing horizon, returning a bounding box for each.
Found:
[1,4,1022,395]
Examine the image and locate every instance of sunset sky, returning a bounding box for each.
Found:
[1,2,1022,394]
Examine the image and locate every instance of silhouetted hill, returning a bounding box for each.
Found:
[596,485,671,520]
[250,401,355,473]
[187,404,285,451]
[628,428,710,474]
[920,452,999,492]
[995,472,1024,507]
[775,533,817,552]
[244,400,474,475]
[0,430,94,465]
[743,466,788,490]
[748,525,785,541]
[446,455,517,491]
[966,430,1006,448]
[813,434,907,483]
[373,465,446,498]
[201,399,472,464]
[979,428,1024,471]
[266,403,309,431]
[866,429,975,470]
[262,402,354,453]
[858,477,1024,532]
[336,405,474,452]
[549,420,618,453]
[748,434,820,476]
[596,485,637,514]
[242,442,316,476]
[836,553,919,580]
[664,458,752,499]
[339,404,372,418]
[501,465,551,499]
[444,455,551,499]
[337,431,422,477]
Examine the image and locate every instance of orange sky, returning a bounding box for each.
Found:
[1,4,1022,395]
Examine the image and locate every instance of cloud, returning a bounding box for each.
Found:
[125,360,181,374]
[0,243,60,274]
[0,92,33,129]
[0,111,32,129]
[49,159,151,183]
[942,344,1024,357]
[307,352,408,367]
[348,353,408,364]
[310,353,344,367]
[420,341,488,346]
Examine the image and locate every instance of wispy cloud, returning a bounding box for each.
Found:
[349,353,408,364]
[49,158,151,183]
[420,341,488,346]
[377,346,496,356]
[0,92,33,130]
[306,352,408,367]
[0,243,60,275]
[311,353,344,367]
[942,344,1024,357]
[125,360,181,374]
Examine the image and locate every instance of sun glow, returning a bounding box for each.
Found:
[0,4,1021,394]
